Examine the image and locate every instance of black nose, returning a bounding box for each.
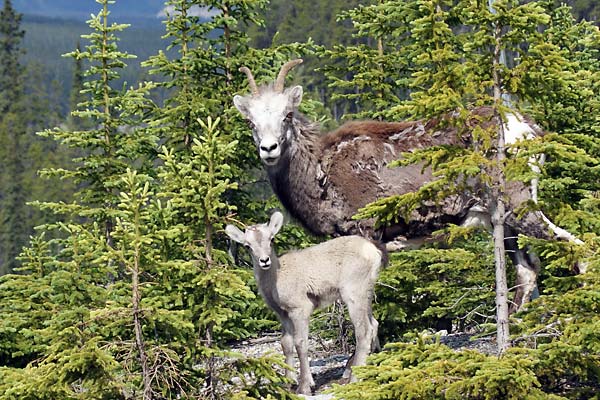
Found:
[259,257,271,268]
[260,143,278,152]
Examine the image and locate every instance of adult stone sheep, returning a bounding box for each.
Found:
[225,211,385,395]
[233,59,582,312]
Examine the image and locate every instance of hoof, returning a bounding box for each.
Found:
[295,385,312,395]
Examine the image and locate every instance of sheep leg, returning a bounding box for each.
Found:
[510,253,538,314]
[506,234,540,313]
[280,318,297,383]
[343,305,380,379]
[369,305,380,352]
[290,309,313,395]
[343,296,374,382]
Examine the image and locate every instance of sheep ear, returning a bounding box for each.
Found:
[268,212,284,236]
[287,85,303,109]
[233,95,251,118]
[225,225,246,244]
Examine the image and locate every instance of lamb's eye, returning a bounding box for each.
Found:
[284,112,293,122]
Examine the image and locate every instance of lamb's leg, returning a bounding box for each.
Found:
[343,304,380,379]
[280,318,297,383]
[343,296,374,382]
[289,309,313,395]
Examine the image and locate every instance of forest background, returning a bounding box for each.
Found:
[0,0,599,399]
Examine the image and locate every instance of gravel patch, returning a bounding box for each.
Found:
[230,332,349,396]
[229,330,497,397]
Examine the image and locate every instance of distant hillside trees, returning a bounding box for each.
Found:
[567,0,600,21]
[0,0,74,275]
[0,0,27,274]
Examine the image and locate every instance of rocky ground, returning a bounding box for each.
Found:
[230,332,347,399]
[230,330,497,399]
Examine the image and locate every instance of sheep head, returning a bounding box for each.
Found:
[225,212,284,270]
[233,60,303,167]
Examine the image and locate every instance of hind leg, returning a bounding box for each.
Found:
[341,292,376,382]
[343,305,379,379]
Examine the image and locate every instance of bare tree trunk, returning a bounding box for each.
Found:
[132,245,153,399]
[377,36,384,121]
[491,196,510,353]
[204,324,216,400]
[491,21,511,354]
[202,123,216,398]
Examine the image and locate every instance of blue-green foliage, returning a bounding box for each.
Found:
[375,235,497,341]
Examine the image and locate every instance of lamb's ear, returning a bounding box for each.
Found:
[268,212,284,236]
[225,225,246,244]
[287,85,303,109]
[233,95,251,118]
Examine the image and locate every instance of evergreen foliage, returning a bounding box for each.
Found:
[333,255,600,398]
[332,338,565,400]
[66,41,91,130]
[375,235,498,341]
[0,1,85,275]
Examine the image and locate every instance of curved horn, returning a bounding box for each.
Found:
[239,66,259,96]
[274,59,303,93]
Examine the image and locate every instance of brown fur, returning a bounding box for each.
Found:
[264,107,547,241]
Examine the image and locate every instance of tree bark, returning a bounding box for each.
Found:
[491,20,511,354]
[491,196,510,353]
[132,208,152,399]
[133,261,153,399]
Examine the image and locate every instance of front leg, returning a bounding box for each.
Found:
[280,318,297,383]
[289,309,314,395]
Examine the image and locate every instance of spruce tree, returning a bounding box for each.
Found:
[0,0,160,397]
[143,1,306,396]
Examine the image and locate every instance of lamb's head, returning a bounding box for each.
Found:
[225,212,284,270]
[233,59,303,167]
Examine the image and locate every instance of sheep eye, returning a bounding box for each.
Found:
[284,112,293,122]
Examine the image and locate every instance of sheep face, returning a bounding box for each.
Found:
[233,86,303,167]
[225,212,285,270]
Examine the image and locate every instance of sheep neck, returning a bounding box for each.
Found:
[265,121,326,235]
[253,249,286,316]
